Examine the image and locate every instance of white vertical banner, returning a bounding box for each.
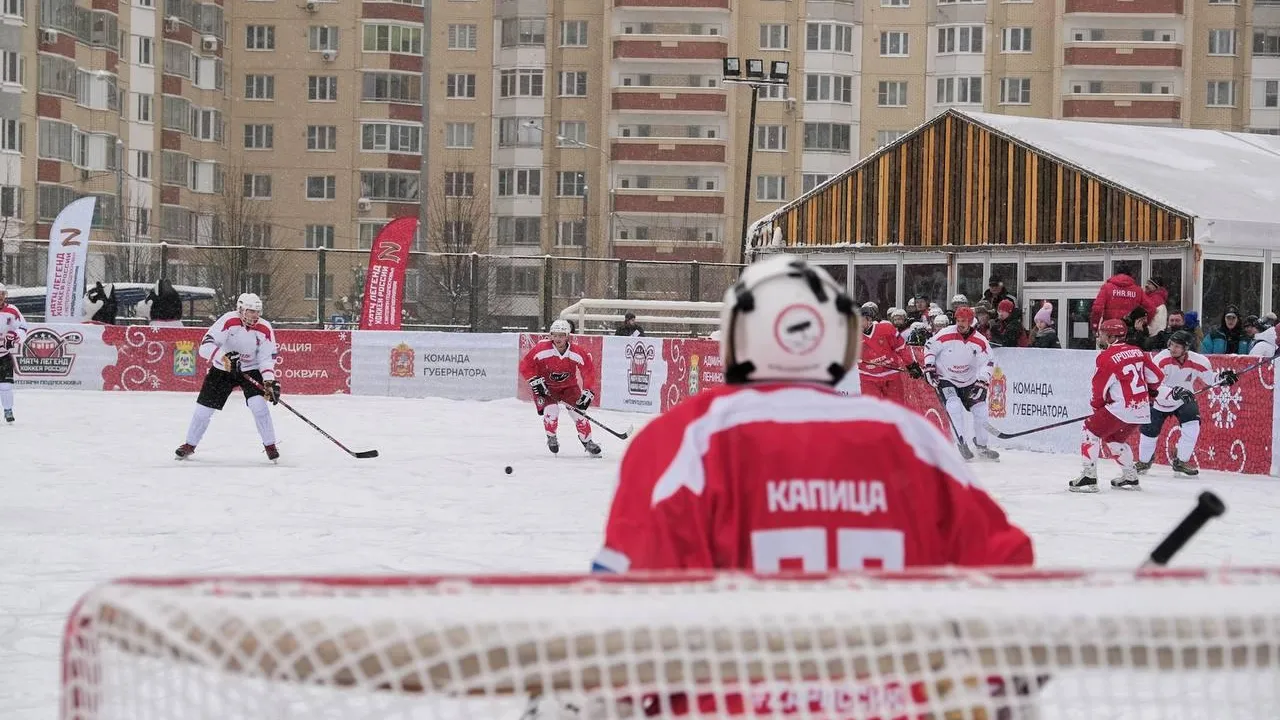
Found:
[45,196,96,322]
[600,335,667,413]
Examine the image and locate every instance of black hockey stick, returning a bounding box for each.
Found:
[241,375,379,459]
[1143,490,1226,567]
[562,402,633,440]
[930,382,973,458]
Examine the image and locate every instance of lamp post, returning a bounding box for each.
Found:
[523,120,613,254]
[721,57,789,265]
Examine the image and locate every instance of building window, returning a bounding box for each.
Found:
[0,119,18,153]
[0,186,20,220]
[448,23,477,50]
[134,35,153,65]
[497,168,542,197]
[759,84,788,100]
[134,93,153,122]
[805,74,853,103]
[1,0,23,18]
[243,174,272,198]
[305,224,335,247]
[134,206,150,238]
[760,24,789,50]
[363,24,421,53]
[1208,29,1236,56]
[801,173,831,193]
[245,74,274,100]
[875,130,907,148]
[500,17,546,48]
[936,76,983,104]
[1260,79,1279,108]
[803,123,852,153]
[361,122,421,153]
[444,172,474,197]
[500,69,544,98]
[357,222,385,250]
[307,125,337,151]
[1002,27,1032,52]
[446,73,476,98]
[756,125,787,151]
[308,76,337,101]
[806,23,854,53]
[558,71,587,97]
[1000,77,1031,104]
[556,171,586,197]
[304,274,334,300]
[496,265,541,294]
[499,117,542,147]
[361,72,421,103]
[190,108,223,142]
[756,175,786,202]
[883,0,909,6]
[1207,80,1235,107]
[135,150,151,179]
[555,269,584,298]
[309,26,339,52]
[441,220,473,249]
[304,176,335,199]
[445,122,475,148]
[496,217,542,246]
[161,151,189,186]
[1255,30,1280,57]
[0,51,21,85]
[938,26,984,53]
[877,80,908,107]
[246,25,275,50]
[557,219,586,246]
[243,124,273,149]
[880,31,910,56]
[558,121,587,147]
[560,20,587,47]
[360,171,419,201]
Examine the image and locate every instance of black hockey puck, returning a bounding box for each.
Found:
[505,466,513,474]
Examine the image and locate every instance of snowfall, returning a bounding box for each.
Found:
[5,389,1280,719]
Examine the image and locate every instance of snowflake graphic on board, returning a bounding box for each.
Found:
[1207,385,1243,429]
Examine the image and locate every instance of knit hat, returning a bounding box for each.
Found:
[1183,311,1199,330]
[997,299,1014,314]
[1034,301,1053,326]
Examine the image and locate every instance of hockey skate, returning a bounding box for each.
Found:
[174,443,196,460]
[974,444,1000,461]
[1069,468,1099,493]
[1134,460,1153,475]
[581,438,602,457]
[1111,466,1141,491]
[546,434,560,455]
[264,444,279,462]
[3,409,12,423]
[1171,457,1199,476]
[956,440,974,460]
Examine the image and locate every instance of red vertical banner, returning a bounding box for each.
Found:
[359,216,417,331]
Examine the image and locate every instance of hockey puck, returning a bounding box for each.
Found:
[504,466,513,474]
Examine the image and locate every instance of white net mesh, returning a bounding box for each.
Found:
[61,570,1280,720]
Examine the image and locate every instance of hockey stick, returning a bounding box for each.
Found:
[241,375,380,459]
[561,402,633,440]
[1144,490,1226,567]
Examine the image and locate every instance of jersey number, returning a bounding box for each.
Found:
[1120,364,1147,395]
[749,528,906,572]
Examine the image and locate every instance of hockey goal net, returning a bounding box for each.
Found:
[62,569,1280,720]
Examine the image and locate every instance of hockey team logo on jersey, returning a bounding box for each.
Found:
[988,366,1008,418]
[172,341,197,377]
[15,328,82,376]
[389,343,415,378]
[773,304,825,356]
[625,341,656,395]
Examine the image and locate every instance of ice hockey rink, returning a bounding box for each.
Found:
[6,389,1280,719]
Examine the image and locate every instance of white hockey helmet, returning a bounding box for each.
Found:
[951,293,970,307]
[549,318,572,335]
[236,292,263,313]
[932,314,950,328]
[720,254,858,385]
[888,307,907,320]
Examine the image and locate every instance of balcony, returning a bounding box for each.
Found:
[614,189,725,215]
[1065,0,1182,13]
[614,0,731,8]
[610,139,726,163]
[614,37,728,61]
[1062,96,1181,121]
[1064,45,1182,67]
[613,87,727,113]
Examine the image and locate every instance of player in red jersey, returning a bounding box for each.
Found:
[518,319,600,456]
[856,302,922,404]
[1070,318,1164,493]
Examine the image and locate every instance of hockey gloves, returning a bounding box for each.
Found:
[970,379,989,403]
[905,362,924,380]
[576,389,595,411]
[221,351,242,376]
[263,380,282,405]
[922,364,938,386]
[1172,387,1194,403]
[528,376,549,398]
[1217,369,1239,387]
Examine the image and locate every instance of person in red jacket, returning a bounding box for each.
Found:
[518,319,600,456]
[1089,273,1148,330]
[856,301,922,404]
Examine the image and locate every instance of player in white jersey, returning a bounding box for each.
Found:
[175,293,282,461]
[1136,330,1237,476]
[0,283,29,423]
[923,306,998,461]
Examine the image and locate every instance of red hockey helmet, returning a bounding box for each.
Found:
[1099,318,1128,339]
[954,306,976,324]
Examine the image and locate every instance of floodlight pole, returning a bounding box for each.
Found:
[738,83,760,266]
[722,58,788,266]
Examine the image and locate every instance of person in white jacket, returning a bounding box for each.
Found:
[924,306,997,461]
[1248,324,1277,359]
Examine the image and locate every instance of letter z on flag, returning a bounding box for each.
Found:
[359,216,417,331]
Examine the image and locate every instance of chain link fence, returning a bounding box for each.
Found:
[2,239,745,333]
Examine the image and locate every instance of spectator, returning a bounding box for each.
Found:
[1249,322,1277,358]
[1124,307,1150,349]
[1143,277,1169,335]
[990,299,1025,348]
[983,276,1018,317]
[1183,310,1205,350]
[614,312,644,337]
[973,305,993,339]
[1089,271,1147,330]
[1030,301,1060,349]
[1147,309,1191,351]
[1204,305,1249,355]
[907,297,930,324]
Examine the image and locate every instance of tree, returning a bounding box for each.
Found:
[414,158,494,329]
[188,164,282,319]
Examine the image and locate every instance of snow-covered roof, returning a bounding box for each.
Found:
[958,110,1280,227]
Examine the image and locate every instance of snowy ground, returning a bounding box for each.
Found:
[5,389,1280,719]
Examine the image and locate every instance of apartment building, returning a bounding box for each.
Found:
[1,0,1277,325]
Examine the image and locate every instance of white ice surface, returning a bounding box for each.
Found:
[6,389,1280,718]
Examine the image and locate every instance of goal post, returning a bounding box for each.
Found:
[62,569,1280,719]
[558,299,723,336]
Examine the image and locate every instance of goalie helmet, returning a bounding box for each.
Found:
[549,319,571,335]
[720,254,858,385]
[236,292,263,314]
